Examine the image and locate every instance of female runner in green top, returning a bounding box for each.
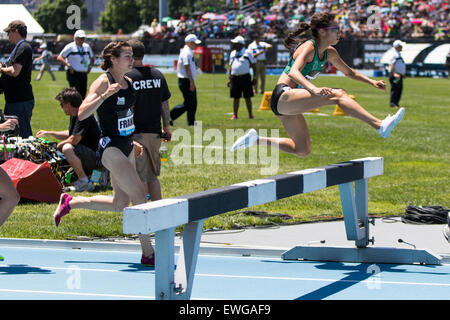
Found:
[231,12,404,156]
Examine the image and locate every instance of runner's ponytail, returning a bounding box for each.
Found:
[284,22,310,54]
[284,13,336,54]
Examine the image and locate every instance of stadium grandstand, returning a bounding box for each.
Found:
[0,0,447,77]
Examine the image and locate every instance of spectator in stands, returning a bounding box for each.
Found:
[388,40,406,109]
[34,42,56,81]
[228,35,256,120]
[139,0,449,41]
[36,88,100,192]
[170,34,201,126]
[0,20,34,139]
[248,33,272,94]
[57,30,95,99]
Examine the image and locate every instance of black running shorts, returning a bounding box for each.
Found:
[270,83,292,116]
[230,74,254,99]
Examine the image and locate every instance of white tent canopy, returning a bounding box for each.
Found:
[380,43,432,65]
[424,44,450,64]
[0,4,45,40]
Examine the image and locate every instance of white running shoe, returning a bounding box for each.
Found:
[74,179,95,192]
[230,129,259,152]
[378,107,405,138]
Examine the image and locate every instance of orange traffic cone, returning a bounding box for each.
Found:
[333,105,346,116]
[259,91,272,111]
[333,95,355,116]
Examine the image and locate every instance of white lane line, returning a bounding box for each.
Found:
[0,288,154,299]
[3,264,449,288]
[196,273,450,287]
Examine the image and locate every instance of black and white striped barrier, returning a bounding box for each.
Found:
[123,157,441,300]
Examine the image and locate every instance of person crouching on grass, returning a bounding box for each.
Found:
[231,12,405,155]
[53,41,156,266]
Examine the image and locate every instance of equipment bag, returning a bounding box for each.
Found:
[1,158,63,203]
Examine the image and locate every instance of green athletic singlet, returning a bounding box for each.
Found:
[283,39,327,82]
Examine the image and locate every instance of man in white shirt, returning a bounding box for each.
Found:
[227,36,256,120]
[57,30,94,98]
[248,33,272,94]
[389,40,406,109]
[170,34,201,126]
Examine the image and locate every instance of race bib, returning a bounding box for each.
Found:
[117,96,125,105]
[117,109,135,136]
[305,70,321,81]
[99,136,111,148]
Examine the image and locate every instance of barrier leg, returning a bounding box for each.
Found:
[174,219,205,299]
[155,227,176,300]
[355,179,370,248]
[339,180,369,247]
[282,179,442,265]
[154,220,205,300]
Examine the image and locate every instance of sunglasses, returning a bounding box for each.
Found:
[321,26,340,33]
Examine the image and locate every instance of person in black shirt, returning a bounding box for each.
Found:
[0,20,34,138]
[36,88,100,192]
[53,41,155,266]
[126,39,171,202]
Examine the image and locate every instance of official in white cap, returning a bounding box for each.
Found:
[388,40,406,108]
[248,33,272,94]
[169,34,202,126]
[57,29,95,98]
[228,35,256,119]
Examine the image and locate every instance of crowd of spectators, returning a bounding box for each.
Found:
[145,0,449,42]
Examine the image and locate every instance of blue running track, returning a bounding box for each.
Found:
[0,245,449,300]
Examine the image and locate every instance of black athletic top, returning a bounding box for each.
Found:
[1,40,34,103]
[68,114,101,151]
[96,72,136,138]
[126,66,171,134]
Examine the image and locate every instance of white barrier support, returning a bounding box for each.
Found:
[123,157,441,300]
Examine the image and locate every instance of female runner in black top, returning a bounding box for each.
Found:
[53,41,155,266]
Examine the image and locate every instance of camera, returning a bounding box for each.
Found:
[160,132,169,139]
[0,109,20,137]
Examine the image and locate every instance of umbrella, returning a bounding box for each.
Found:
[213,14,228,21]
[161,16,173,23]
[202,13,217,20]
[411,18,422,25]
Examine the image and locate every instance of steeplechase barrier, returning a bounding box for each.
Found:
[123,157,441,300]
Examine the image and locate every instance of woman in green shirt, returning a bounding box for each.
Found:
[231,12,404,156]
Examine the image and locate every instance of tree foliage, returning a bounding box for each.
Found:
[33,0,87,34]
[99,0,142,34]
[35,0,229,35]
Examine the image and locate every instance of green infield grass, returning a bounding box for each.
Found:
[0,70,448,240]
